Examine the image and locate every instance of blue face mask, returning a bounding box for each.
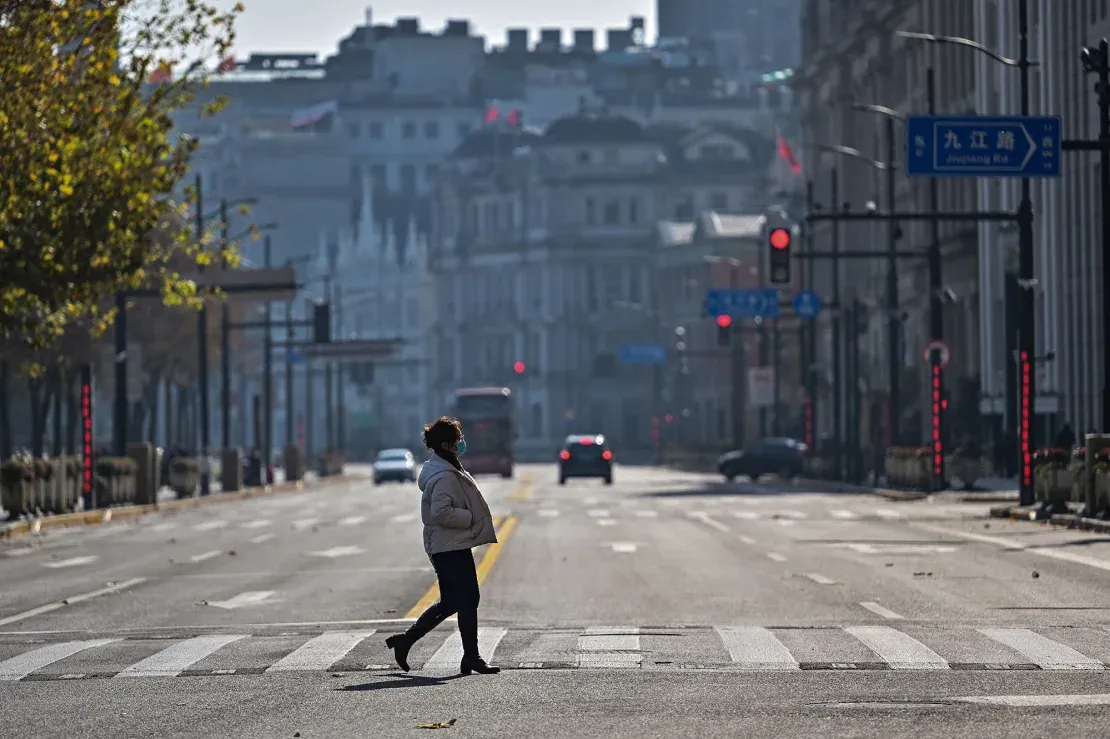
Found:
[455,439,467,456]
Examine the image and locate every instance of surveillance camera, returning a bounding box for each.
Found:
[941,286,957,303]
[865,200,878,213]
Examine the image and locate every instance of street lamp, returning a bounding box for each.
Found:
[898,0,1040,506]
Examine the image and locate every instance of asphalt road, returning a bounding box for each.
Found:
[3,463,1110,738]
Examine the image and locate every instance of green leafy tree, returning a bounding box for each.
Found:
[0,0,243,346]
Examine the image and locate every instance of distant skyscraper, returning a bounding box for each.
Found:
[656,0,800,72]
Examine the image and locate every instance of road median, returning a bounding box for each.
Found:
[0,475,354,541]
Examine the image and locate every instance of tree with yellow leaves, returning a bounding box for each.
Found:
[0,0,243,346]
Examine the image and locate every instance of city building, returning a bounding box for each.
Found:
[793,0,982,449]
[657,0,802,77]
[974,0,1110,438]
[430,111,781,457]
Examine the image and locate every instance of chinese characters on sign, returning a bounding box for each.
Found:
[905,115,1062,178]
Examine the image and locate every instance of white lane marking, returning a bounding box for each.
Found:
[577,627,641,668]
[874,509,903,521]
[265,630,376,673]
[804,573,837,585]
[150,522,178,532]
[0,618,422,636]
[845,626,948,669]
[116,635,246,678]
[309,546,365,558]
[0,578,147,627]
[716,627,799,670]
[596,519,617,527]
[291,517,322,529]
[776,519,797,527]
[205,591,277,610]
[845,543,958,555]
[249,533,275,544]
[0,639,120,681]
[423,628,507,670]
[194,520,229,531]
[633,510,658,518]
[955,694,1110,707]
[738,535,757,545]
[42,556,98,569]
[189,550,222,563]
[688,511,730,532]
[979,628,1104,670]
[538,509,560,517]
[339,516,367,526]
[830,510,860,520]
[584,497,599,505]
[240,520,272,529]
[731,511,760,520]
[2,549,34,558]
[586,509,610,518]
[611,543,638,553]
[913,522,1110,574]
[766,553,787,563]
[389,513,417,524]
[859,601,904,620]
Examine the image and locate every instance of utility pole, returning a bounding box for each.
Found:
[324,276,334,451]
[926,67,947,483]
[113,289,127,456]
[262,235,274,478]
[304,297,315,466]
[285,300,295,447]
[804,179,818,447]
[1016,0,1036,505]
[831,166,843,479]
[771,319,781,436]
[335,284,346,454]
[220,198,231,452]
[1099,41,1110,434]
[884,115,900,446]
[195,175,211,495]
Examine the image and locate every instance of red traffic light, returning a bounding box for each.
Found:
[769,228,791,250]
[513,361,526,374]
[716,315,733,328]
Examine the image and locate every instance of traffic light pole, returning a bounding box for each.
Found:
[1016,0,1036,506]
[220,199,231,453]
[772,319,781,436]
[323,277,334,452]
[285,303,295,446]
[804,180,818,449]
[195,176,211,495]
[262,236,274,478]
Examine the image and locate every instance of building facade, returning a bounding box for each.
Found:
[431,112,781,457]
[794,0,982,451]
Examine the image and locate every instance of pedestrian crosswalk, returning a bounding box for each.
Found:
[2,624,1108,680]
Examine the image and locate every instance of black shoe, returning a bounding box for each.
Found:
[385,634,412,672]
[460,656,500,675]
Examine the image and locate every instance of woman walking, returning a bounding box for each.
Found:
[385,416,501,675]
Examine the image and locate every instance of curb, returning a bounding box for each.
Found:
[990,505,1110,533]
[0,475,355,542]
[796,478,929,501]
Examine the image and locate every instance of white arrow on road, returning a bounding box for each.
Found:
[205,591,278,610]
[308,546,366,558]
[42,556,98,569]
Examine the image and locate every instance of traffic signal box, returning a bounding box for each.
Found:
[768,227,792,285]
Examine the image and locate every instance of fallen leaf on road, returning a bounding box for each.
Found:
[293,733,300,737]
[196,600,209,606]
[228,550,237,556]
[383,609,397,614]
[1032,571,1040,578]
[884,563,893,568]
[417,719,457,730]
[61,599,71,605]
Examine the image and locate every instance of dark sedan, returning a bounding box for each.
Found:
[718,438,808,482]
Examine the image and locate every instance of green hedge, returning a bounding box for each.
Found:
[169,457,201,475]
[94,457,136,478]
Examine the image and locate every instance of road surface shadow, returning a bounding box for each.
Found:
[638,482,821,499]
[339,674,466,692]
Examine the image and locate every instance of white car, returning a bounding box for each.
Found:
[373,449,416,484]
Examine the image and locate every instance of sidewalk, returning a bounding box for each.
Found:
[796,474,1019,503]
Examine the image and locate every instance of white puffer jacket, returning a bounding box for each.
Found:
[417,453,497,556]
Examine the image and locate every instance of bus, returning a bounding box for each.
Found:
[452,387,514,478]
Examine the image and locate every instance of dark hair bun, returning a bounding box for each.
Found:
[423,416,461,450]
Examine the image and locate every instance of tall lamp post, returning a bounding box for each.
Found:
[899,0,1039,505]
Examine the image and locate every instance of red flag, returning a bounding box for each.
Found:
[216,56,236,73]
[777,133,801,174]
[484,105,500,123]
[506,109,521,128]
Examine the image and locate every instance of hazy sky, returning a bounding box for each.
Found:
[215,0,655,58]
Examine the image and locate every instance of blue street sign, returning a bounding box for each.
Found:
[619,343,666,365]
[792,289,823,319]
[288,351,304,365]
[906,115,1061,178]
[704,288,781,319]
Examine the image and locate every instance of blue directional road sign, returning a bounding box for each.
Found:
[792,289,823,319]
[619,343,667,365]
[705,288,781,319]
[906,115,1061,178]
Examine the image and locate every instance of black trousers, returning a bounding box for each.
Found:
[405,548,481,659]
